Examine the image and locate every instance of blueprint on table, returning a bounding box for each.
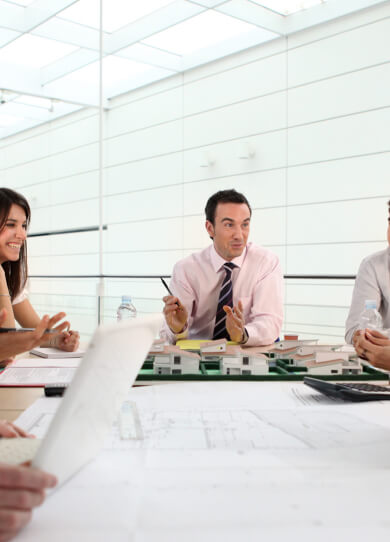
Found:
[15,381,390,542]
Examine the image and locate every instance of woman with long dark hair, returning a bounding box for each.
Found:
[0,187,79,351]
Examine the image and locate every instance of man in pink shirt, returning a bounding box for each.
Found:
[162,189,283,347]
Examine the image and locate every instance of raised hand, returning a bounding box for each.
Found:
[224,300,245,343]
[163,296,188,334]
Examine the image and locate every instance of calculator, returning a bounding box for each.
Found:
[304,377,390,402]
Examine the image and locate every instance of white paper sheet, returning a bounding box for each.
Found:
[0,367,76,386]
[15,382,390,542]
[10,357,81,369]
[30,347,85,358]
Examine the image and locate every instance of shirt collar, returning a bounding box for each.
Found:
[210,244,247,273]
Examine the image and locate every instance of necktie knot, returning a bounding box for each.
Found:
[223,262,236,276]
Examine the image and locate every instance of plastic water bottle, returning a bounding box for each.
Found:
[358,300,383,331]
[117,295,137,321]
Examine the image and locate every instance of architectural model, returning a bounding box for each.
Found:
[200,341,269,375]
[306,357,362,376]
[153,345,200,375]
[147,337,361,377]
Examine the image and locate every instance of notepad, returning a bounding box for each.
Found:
[0,367,76,387]
[176,339,237,350]
[30,347,85,358]
[11,357,80,369]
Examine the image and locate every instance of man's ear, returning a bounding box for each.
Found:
[205,220,214,239]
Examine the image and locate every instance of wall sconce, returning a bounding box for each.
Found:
[238,142,255,160]
[200,152,215,168]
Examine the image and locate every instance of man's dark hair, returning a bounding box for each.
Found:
[205,189,252,225]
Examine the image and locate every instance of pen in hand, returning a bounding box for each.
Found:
[0,327,57,333]
[160,278,181,309]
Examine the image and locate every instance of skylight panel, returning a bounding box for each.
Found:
[45,55,156,98]
[250,0,327,16]
[142,9,259,56]
[59,0,175,32]
[0,34,77,69]
[0,113,20,127]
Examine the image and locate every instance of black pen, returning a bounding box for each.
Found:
[160,278,181,308]
[0,327,56,333]
[160,277,173,296]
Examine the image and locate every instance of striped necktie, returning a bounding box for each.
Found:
[212,262,236,340]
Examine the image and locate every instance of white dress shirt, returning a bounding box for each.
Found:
[345,247,390,343]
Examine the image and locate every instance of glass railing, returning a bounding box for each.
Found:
[27,274,356,343]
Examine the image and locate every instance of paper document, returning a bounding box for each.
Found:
[15,382,390,542]
[11,357,80,369]
[30,347,84,358]
[0,367,76,386]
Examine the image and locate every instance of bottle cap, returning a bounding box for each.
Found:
[121,295,132,304]
[364,299,377,310]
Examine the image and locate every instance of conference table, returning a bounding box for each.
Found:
[0,386,42,422]
[2,347,390,542]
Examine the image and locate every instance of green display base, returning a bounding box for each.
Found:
[136,358,389,382]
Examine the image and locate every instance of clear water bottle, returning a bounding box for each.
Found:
[117,295,137,321]
[358,300,383,331]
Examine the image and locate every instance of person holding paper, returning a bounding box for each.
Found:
[0,419,57,540]
[162,189,283,346]
[0,188,79,352]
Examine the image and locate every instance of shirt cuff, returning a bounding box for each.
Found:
[174,321,189,340]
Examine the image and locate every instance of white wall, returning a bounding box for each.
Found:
[0,2,389,340]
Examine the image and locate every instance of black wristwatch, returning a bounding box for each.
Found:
[239,327,249,344]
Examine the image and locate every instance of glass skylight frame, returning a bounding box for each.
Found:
[0,0,381,138]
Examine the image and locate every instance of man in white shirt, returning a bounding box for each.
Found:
[346,200,390,344]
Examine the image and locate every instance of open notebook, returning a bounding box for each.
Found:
[0,314,162,486]
[30,347,85,358]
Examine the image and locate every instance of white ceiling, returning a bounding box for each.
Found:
[0,0,386,138]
